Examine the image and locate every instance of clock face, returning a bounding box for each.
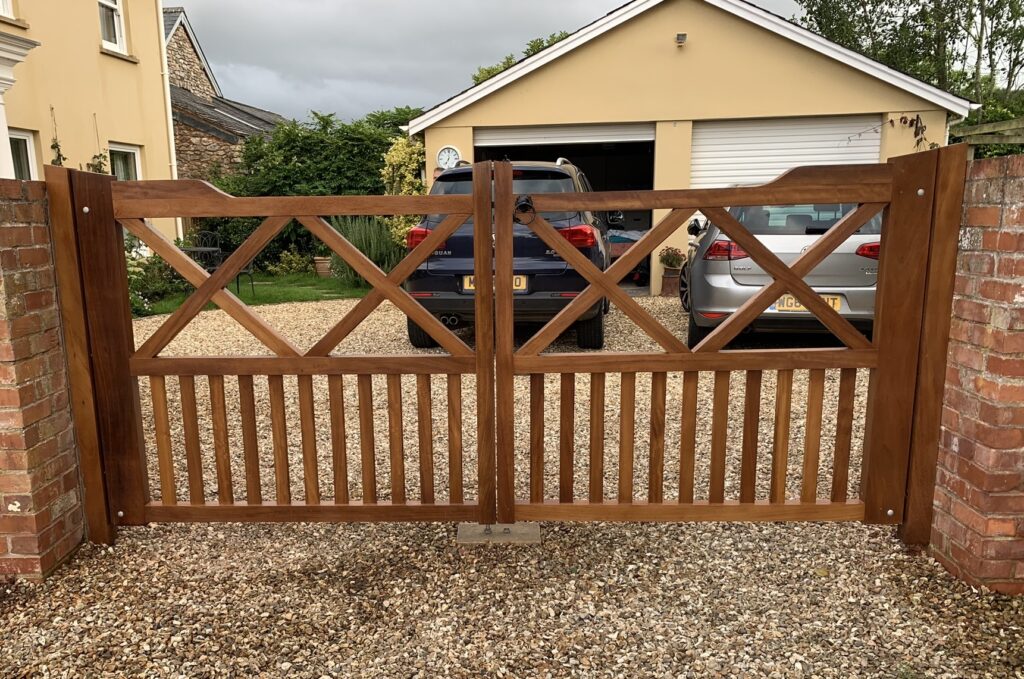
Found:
[437,146,460,169]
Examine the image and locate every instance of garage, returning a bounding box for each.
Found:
[410,0,971,293]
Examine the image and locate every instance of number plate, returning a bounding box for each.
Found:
[772,294,842,313]
[463,275,527,292]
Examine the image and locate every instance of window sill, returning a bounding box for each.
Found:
[0,15,29,29]
[100,47,139,64]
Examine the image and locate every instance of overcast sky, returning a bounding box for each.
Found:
[172,0,801,122]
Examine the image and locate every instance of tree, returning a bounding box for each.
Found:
[362,106,424,136]
[472,32,571,84]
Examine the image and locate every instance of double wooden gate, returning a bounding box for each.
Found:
[44,145,967,546]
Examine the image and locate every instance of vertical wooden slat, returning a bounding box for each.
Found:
[178,375,205,504]
[771,369,793,504]
[679,371,698,504]
[529,374,545,503]
[831,368,857,503]
[740,370,762,504]
[328,374,348,504]
[447,374,463,504]
[559,373,575,503]
[45,165,113,543]
[801,369,826,503]
[902,143,969,545]
[709,371,730,504]
[417,374,435,504]
[386,374,406,505]
[862,149,940,523]
[150,375,176,506]
[589,373,605,503]
[493,160,515,523]
[209,374,233,504]
[237,375,261,505]
[267,374,290,505]
[357,373,377,504]
[619,372,636,503]
[648,372,667,503]
[297,374,320,505]
[473,161,496,524]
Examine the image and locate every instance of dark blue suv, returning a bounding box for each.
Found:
[405,160,613,349]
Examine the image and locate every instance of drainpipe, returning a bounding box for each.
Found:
[155,0,182,238]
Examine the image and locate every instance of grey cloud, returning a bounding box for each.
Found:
[174,0,800,121]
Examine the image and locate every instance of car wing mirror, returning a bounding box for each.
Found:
[687,218,703,236]
[607,210,625,226]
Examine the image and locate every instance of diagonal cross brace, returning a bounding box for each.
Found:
[517,208,696,356]
[696,205,885,352]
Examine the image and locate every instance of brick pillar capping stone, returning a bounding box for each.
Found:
[0,178,84,578]
[931,154,1024,595]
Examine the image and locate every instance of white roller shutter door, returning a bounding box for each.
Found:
[690,115,883,189]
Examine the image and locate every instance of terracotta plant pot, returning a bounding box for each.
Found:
[660,267,681,297]
[313,256,332,278]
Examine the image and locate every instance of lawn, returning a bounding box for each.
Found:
[143,272,367,316]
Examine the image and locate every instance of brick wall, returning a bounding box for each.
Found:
[0,180,83,578]
[932,155,1024,595]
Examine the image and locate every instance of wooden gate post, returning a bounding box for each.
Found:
[900,144,969,544]
[473,161,497,524]
[44,166,115,544]
[67,169,149,526]
[493,161,516,524]
[861,148,939,523]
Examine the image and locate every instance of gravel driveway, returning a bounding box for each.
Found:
[1,298,1020,677]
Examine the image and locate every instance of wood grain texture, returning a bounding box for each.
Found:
[529,374,545,504]
[619,372,636,503]
[131,355,475,376]
[417,374,435,504]
[679,372,699,504]
[237,375,261,504]
[493,160,515,522]
[801,369,825,503]
[209,375,234,504]
[146,500,480,523]
[831,368,857,503]
[328,375,349,504]
[179,375,205,504]
[649,372,667,504]
[771,370,793,504]
[150,375,176,506]
[589,373,606,503]
[385,374,406,505]
[515,499,865,522]
[357,374,377,504]
[740,371,762,504]
[297,375,320,505]
[513,349,876,374]
[268,375,290,505]
[473,161,496,524]
[447,374,464,504]
[559,373,576,504]
[709,371,730,504]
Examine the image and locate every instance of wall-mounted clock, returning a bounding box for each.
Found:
[437,145,461,169]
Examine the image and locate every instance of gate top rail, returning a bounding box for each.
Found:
[112,179,474,218]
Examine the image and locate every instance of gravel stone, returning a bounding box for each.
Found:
[1,298,1020,677]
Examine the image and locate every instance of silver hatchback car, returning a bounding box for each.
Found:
[681,203,882,348]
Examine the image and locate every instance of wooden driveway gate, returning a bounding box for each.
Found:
[44,145,967,546]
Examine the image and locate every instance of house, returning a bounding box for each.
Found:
[163,7,285,180]
[0,0,177,235]
[409,0,974,293]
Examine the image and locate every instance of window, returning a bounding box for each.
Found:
[0,1,14,19]
[108,143,141,181]
[8,130,37,180]
[98,0,126,52]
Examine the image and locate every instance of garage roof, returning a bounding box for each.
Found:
[408,0,973,134]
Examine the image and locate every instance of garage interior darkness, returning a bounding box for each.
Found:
[475,141,656,286]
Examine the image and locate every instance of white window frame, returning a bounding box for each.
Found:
[8,129,38,180]
[98,0,127,53]
[108,142,142,181]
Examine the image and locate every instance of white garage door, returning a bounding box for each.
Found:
[690,115,882,189]
[474,123,656,146]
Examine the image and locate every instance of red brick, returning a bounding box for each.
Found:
[23,182,45,202]
[969,159,1007,180]
[0,226,34,247]
[974,375,1024,403]
[0,556,42,576]
[952,298,991,323]
[1007,155,1024,178]
[958,252,996,275]
[950,344,986,371]
[967,179,1004,205]
[21,290,53,311]
[10,202,45,225]
[986,355,1024,378]
[960,417,1024,449]
[972,491,1024,514]
[965,206,1001,228]
[1005,206,1024,227]
[0,180,23,199]
[978,279,1023,303]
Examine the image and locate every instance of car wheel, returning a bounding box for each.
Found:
[407,318,439,349]
[686,311,711,349]
[576,313,605,349]
[679,262,691,313]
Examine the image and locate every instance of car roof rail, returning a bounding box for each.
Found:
[555,157,571,166]
[454,160,472,167]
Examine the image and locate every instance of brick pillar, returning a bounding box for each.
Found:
[0,179,83,578]
[931,155,1024,595]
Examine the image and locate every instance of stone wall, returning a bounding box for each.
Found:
[931,154,1024,595]
[174,121,242,180]
[0,179,83,579]
[166,25,217,99]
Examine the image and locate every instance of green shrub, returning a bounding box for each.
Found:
[329,216,404,288]
[266,248,313,276]
[124,233,190,315]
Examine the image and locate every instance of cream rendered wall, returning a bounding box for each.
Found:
[650,121,692,294]
[424,126,473,189]
[3,0,176,237]
[880,110,950,160]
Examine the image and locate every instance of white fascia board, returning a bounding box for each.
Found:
[409,0,971,135]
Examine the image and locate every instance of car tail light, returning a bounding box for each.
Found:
[855,242,880,260]
[703,240,749,261]
[559,225,598,248]
[699,312,729,319]
[406,226,444,251]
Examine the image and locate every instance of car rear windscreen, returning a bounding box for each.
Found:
[430,168,579,223]
[728,204,882,235]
